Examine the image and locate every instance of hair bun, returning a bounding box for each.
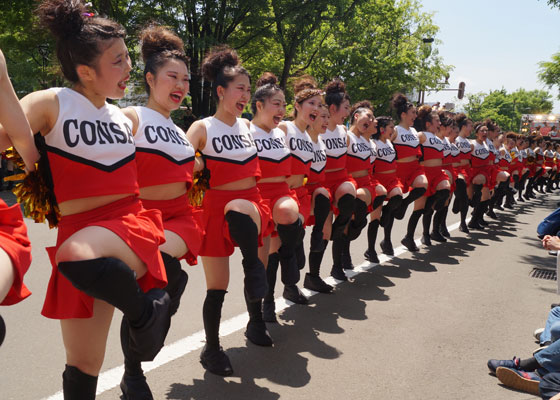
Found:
[140,25,185,62]
[38,0,86,39]
[256,72,278,88]
[391,93,409,110]
[324,78,346,94]
[293,75,317,95]
[202,45,239,82]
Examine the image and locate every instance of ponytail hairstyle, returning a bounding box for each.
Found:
[292,75,323,118]
[251,72,283,114]
[391,93,414,122]
[483,118,498,132]
[454,113,472,131]
[373,116,394,140]
[140,25,189,95]
[324,78,351,109]
[38,0,126,83]
[413,104,437,132]
[350,100,374,125]
[438,110,454,128]
[202,45,250,103]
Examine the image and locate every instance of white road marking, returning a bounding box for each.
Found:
[42,220,463,399]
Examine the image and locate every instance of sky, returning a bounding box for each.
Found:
[419,0,560,112]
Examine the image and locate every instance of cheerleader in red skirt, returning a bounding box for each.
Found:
[321,79,358,277]
[390,94,428,254]
[414,106,450,246]
[249,73,307,323]
[305,104,336,293]
[370,117,404,259]
[544,140,557,192]
[346,103,387,264]
[20,2,172,397]
[0,49,38,346]
[118,26,202,398]
[517,136,530,202]
[186,46,273,375]
[484,119,510,220]
[468,123,493,230]
[436,111,458,239]
[452,113,474,233]
[505,133,521,208]
[278,78,327,292]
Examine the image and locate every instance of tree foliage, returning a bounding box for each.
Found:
[539,52,560,100]
[1,0,452,118]
[463,88,553,131]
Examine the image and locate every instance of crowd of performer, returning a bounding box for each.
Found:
[1,1,560,399]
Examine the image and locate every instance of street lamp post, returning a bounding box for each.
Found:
[419,37,434,104]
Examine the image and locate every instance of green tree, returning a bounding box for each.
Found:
[463,88,553,131]
[539,52,560,100]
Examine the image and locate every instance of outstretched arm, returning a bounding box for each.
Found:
[0,49,39,171]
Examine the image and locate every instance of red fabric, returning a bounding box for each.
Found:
[424,166,450,197]
[292,185,312,224]
[396,160,425,193]
[46,152,139,203]
[0,200,32,306]
[141,194,203,266]
[323,169,357,197]
[442,166,457,193]
[470,166,493,189]
[304,183,333,226]
[136,153,194,190]
[456,165,472,182]
[198,186,272,257]
[257,182,298,237]
[375,172,404,194]
[42,196,167,319]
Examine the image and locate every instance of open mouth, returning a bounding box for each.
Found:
[170,92,183,103]
[117,76,129,90]
[309,113,317,122]
[236,102,245,112]
[273,115,282,125]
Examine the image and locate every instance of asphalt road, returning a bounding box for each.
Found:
[0,188,558,400]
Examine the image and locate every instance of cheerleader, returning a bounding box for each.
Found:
[468,123,492,230]
[186,46,272,375]
[506,133,521,208]
[346,103,386,265]
[485,120,510,220]
[524,137,538,200]
[544,140,556,192]
[0,49,38,346]
[517,136,530,202]
[370,117,403,260]
[390,94,427,254]
[437,111,459,238]
[414,106,450,245]
[278,78,328,292]
[21,2,172,397]
[118,26,199,398]
[453,113,474,233]
[305,104,335,293]
[322,79,357,275]
[534,136,546,193]
[249,73,307,323]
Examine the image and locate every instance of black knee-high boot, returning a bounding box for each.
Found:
[120,252,187,399]
[459,201,469,233]
[401,209,423,252]
[63,364,98,400]
[364,219,380,263]
[434,189,450,211]
[331,194,355,240]
[452,179,467,214]
[244,290,272,347]
[372,194,386,211]
[470,184,483,207]
[380,216,396,255]
[393,187,426,220]
[331,235,348,281]
[58,258,171,362]
[380,195,403,227]
[347,198,369,241]
[225,211,266,301]
[263,253,279,322]
[310,194,330,252]
[439,205,451,237]
[200,289,232,376]
[421,208,434,245]
[161,252,188,317]
[304,245,333,293]
[431,207,447,243]
[278,220,307,304]
[468,201,486,230]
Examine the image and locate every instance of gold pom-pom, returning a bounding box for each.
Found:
[12,168,60,229]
